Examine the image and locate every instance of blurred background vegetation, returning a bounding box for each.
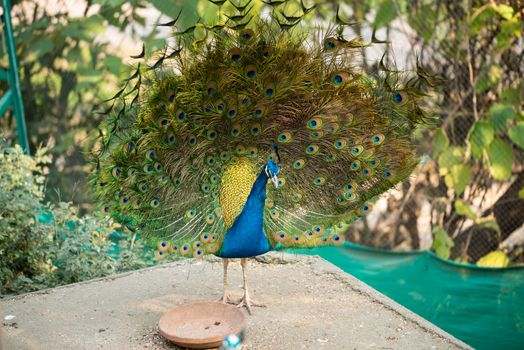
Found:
[1,0,523,295]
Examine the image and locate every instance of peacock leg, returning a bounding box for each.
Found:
[218,258,231,304]
[236,258,265,314]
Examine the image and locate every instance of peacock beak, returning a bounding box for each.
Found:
[271,175,279,188]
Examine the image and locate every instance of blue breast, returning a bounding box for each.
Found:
[217,168,271,258]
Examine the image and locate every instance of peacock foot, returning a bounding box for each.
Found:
[218,291,233,304]
[235,292,266,315]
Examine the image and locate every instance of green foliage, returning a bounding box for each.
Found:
[432,227,454,260]
[0,145,157,297]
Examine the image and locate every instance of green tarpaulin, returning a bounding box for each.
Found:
[291,243,524,350]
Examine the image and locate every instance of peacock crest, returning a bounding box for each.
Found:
[91,0,433,259]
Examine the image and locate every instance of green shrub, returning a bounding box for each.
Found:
[0,144,159,297]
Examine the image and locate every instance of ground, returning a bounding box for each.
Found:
[1,253,471,349]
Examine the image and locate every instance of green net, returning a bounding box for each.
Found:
[291,243,524,350]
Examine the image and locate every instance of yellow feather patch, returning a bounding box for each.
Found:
[219,158,257,228]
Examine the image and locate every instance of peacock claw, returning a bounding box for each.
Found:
[235,293,266,314]
[217,293,232,304]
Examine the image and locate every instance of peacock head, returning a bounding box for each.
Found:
[265,160,279,188]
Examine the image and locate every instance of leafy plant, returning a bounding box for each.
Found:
[0,144,161,297]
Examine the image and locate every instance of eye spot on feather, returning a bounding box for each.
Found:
[263,46,273,57]
[277,132,292,143]
[170,245,179,253]
[150,199,160,208]
[240,29,254,41]
[310,131,323,140]
[220,151,230,161]
[154,250,166,260]
[188,135,197,146]
[369,159,380,168]
[275,231,287,242]
[167,134,176,144]
[143,164,154,173]
[306,144,319,155]
[331,234,343,245]
[324,37,338,50]
[230,48,241,62]
[359,203,372,215]
[206,214,215,224]
[239,95,250,106]
[334,139,347,150]
[344,183,354,192]
[215,207,222,217]
[245,65,257,79]
[145,150,156,161]
[173,177,181,187]
[313,177,326,186]
[176,110,186,121]
[361,167,373,176]
[201,233,210,243]
[132,198,142,209]
[206,243,218,253]
[185,209,196,219]
[247,146,258,156]
[307,117,323,130]
[292,193,302,202]
[158,175,169,184]
[277,177,286,187]
[101,204,110,214]
[350,160,361,170]
[235,144,246,154]
[160,103,167,111]
[393,91,407,104]
[158,241,169,251]
[194,249,204,259]
[231,124,241,137]
[201,183,211,193]
[270,210,280,219]
[265,84,275,97]
[206,81,217,95]
[206,129,217,141]
[112,167,121,178]
[126,141,136,153]
[154,162,162,172]
[352,145,364,156]
[181,244,191,255]
[344,192,354,200]
[253,104,266,117]
[168,94,175,103]
[325,153,337,162]
[205,106,212,114]
[313,225,325,235]
[265,198,274,208]
[337,197,346,205]
[159,118,169,128]
[206,156,216,167]
[330,71,350,85]
[210,175,219,185]
[372,134,385,144]
[293,159,305,170]
[215,100,225,111]
[227,108,237,118]
[384,171,392,179]
[193,241,202,250]
[127,168,137,177]
[250,124,261,136]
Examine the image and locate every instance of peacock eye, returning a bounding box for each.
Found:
[393,92,407,104]
[230,48,241,62]
[228,109,237,118]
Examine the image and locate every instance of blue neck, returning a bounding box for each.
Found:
[217,168,271,258]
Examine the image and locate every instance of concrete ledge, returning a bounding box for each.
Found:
[1,253,471,349]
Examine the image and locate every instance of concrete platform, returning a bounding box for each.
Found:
[1,253,471,349]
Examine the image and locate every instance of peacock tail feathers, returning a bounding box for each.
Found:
[91,0,433,260]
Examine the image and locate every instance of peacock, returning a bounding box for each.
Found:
[92,0,432,313]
